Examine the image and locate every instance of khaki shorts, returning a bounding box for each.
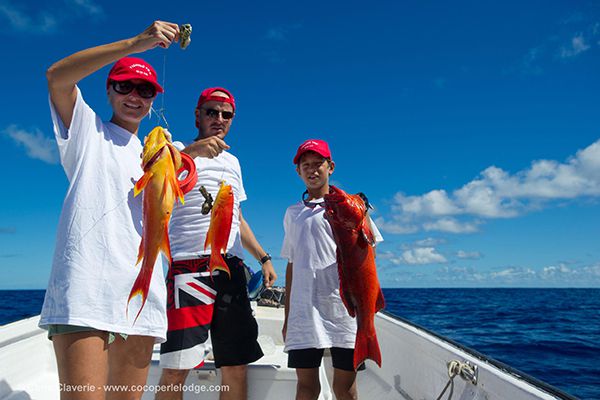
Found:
[47,324,128,344]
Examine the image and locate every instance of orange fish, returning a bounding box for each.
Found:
[323,185,385,370]
[204,181,234,278]
[128,126,185,323]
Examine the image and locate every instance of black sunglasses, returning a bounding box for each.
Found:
[203,108,234,120]
[111,80,157,99]
[302,190,325,209]
[301,190,373,210]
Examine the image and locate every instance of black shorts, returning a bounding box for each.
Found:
[288,347,366,372]
[160,255,263,369]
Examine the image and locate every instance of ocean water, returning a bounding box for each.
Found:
[382,288,600,400]
[1,288,599,399]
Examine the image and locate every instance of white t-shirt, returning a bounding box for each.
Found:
[39,87,167,342]
[168,143,246,261]
[281,199,383,351]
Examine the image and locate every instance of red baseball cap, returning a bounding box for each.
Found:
[196,87,236,111]
[293,139,332,164]
[107,57,163,93]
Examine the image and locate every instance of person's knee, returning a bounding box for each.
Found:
[332,369,358,400]
[221,365,247,381]
[332,379,358,400]
[159,368,189,384]
[297,380,321,399]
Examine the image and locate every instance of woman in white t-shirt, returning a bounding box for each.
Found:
[39,21,181,400]
[281,139,383,400]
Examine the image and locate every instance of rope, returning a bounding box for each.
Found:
[435,360,477,400]
[435,361,459,400]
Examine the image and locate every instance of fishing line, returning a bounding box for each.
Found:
[150,22,192,130]
[150,54,171,129]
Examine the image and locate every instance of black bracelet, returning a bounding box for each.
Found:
[259,253,272,265]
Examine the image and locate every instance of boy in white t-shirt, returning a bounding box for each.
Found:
[281,139,383,400]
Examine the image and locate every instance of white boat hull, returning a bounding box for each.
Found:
[0,306,574,399]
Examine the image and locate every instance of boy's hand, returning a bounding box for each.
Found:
[261,261,277,288]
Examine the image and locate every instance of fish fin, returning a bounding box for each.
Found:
[209,250,231,279]
[204,226,212,252]
[354,325,382,370]
[126,266,152,325]
[360,218,375,247]
[167,141,183,170]
[161,222,172,264]
[172,173,185,205]
[336,249,356,318]
[134,171,154,197]
[135,236,144,266]
[376,288,385,312]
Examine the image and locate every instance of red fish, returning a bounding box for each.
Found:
[323,185,385,370]
[204,181,234,278]
[128,126,185,323]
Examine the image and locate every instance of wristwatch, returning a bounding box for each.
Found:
[259,253,272,265]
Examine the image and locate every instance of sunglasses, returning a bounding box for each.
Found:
[111,80,157,99]
[203,108,234,120]
[302,190,325,209]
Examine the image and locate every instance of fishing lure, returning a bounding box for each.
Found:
[199,185,214,215]
[180,24,192,49]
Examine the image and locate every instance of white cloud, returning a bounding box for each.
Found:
[423,217,480,233]
[394,190,460,216]
[457,250,482,260]
[378,246,447,265]
[401,247,447,265]
[374,217,418,234]
[0,0,102,33]
[68,0,103,16]
[3,125,58,164]
[0,3,56,33]
[559,34,591,58]
[379,261,600,287]
[512,20,600,74]
[378,138,600,234]
[414,237,446,247]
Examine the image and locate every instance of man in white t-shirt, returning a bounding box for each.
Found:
[156,87,277,400]
[281,139,383,400]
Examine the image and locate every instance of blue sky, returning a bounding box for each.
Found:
[0,0,599,289]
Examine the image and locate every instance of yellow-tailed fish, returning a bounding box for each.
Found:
[128,126,185,323]
[204,181,234,278]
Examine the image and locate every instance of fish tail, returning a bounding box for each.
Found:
[354,323,382,370]
[209,249,231,279]
[126,265,153,325]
